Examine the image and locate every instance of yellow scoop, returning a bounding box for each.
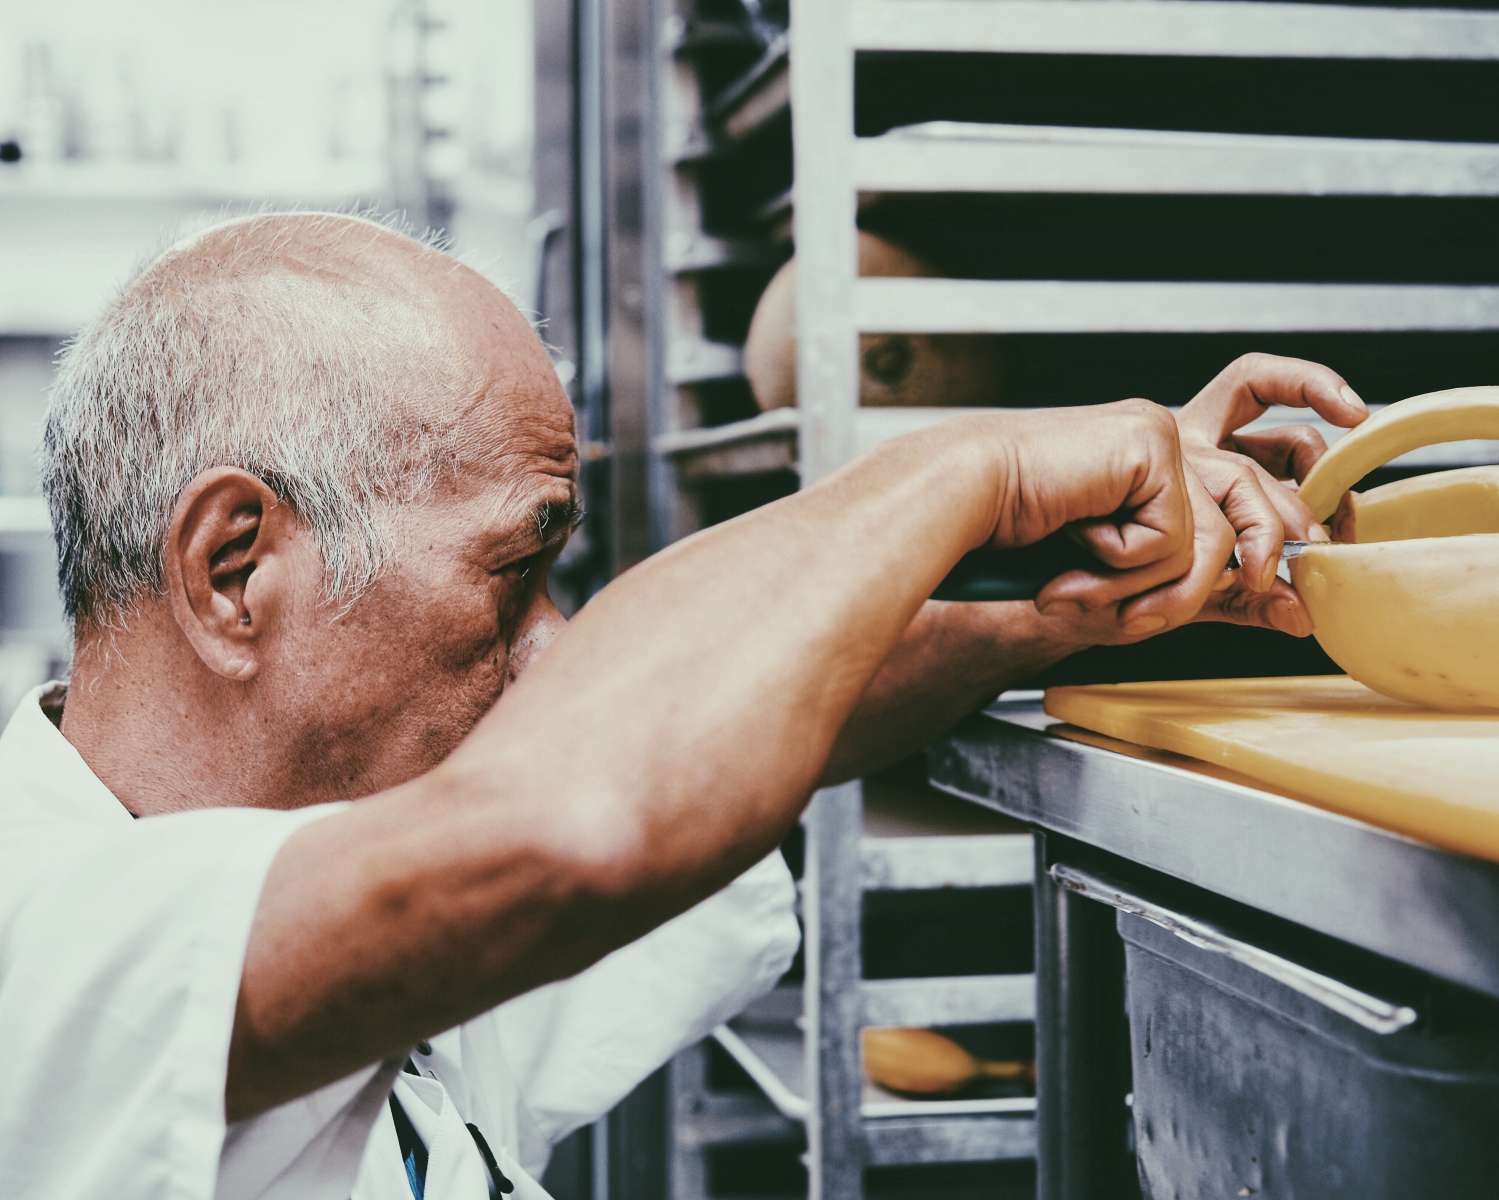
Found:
[862,1027,1034,1096]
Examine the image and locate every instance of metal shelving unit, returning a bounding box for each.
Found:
[600,0,1499,1196]
[664,774,1040,1199]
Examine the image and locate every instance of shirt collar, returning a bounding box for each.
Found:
[0,682,133,828]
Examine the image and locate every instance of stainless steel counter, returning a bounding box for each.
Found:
[927,694,1499,1200]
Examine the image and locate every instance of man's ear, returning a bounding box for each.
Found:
[164,468,298,682]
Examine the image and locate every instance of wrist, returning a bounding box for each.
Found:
[931,596,1094,694]
[936,411,1023,552]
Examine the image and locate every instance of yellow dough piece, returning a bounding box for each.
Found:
[1297,386,1499,521]
[1291,534,1499,710]
[1341,466,1499,543]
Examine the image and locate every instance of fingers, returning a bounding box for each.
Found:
[1242,457,1325,543]
[1194,577,1314,638]
[1230,425,1329,483]
[1038,467,1235,637]
[1114,470,1237,635]
[1204,449,1330,576]
[1213,462,1286,593]
[1179,352,1367,443]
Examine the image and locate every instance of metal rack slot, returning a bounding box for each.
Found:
[852,0,1499,60]
[860,834,1034,892]
[706,35,790,141]
[663,14,760,57]
[855,123,1499,197]
[665,231,780,273]
[861,975,1037,1028]
[653,404,1499,486]
[713,1020,1037,1123]
[666,339,746,385]
[674,1091,802,1150]
[653,408,800,479]
[863,1115,1037,1167]
[854,279,1499,335]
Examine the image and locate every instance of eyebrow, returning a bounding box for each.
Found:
[532,497,586,550]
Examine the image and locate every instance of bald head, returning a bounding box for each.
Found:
[43,211,552,630]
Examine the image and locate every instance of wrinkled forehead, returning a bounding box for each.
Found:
[444,286,579,493]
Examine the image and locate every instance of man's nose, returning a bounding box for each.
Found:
[507,589,568,683]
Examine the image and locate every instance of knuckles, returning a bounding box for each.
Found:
[1113,397,1180,441]
[1230,351,1275,378]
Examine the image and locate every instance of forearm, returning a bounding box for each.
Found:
[822,600,1087,783]
[452,418,1007,912]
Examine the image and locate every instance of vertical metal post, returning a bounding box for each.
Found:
[653,0,712,548]
[790,0,859,485]
[793,5,863,1193]
[1033,834,1140,1200]
[666,1045,711,1200]
[804,782,867,1200]
[602,0,660,577]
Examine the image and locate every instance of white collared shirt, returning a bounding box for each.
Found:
[0,684,800,1199]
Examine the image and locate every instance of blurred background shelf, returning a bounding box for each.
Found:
[0,163,386,203]
[0,497,51,541]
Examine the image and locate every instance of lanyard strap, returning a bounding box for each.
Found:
[390,1058,515,1197]
[387,1088,428,1199]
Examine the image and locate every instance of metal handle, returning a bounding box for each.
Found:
[1051,863,1418,1035]
[527,208,567,321]
[933,535,1098,603]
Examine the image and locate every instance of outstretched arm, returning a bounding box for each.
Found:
[822,353,1370,782]
[228,402,1225,1119]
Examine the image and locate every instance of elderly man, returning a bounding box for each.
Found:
[0,212,1364,1199]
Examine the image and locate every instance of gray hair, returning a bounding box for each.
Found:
[42,211,473,631]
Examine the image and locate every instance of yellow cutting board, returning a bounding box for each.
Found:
[1044,676,1499,863]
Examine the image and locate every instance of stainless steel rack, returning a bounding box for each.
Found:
[604,0,1499,1196]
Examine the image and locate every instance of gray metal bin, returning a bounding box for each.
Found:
[1120,911,1499,1199]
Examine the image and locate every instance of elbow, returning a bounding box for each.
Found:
[511,783,660,960]
[539,787,653,902]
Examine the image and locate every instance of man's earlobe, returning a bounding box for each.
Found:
[165,468,288,681]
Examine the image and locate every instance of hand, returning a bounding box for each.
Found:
[980,401,1236,640]
[1177,353,1367,636]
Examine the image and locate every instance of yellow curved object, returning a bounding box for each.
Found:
[1341,466,1499,543]
[862,1027,1032,1096]
[1297,386,1499,521]
[1291,534,1499,710]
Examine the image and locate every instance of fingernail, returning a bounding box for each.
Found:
[1339,384,1367,413]
[1122,614,1168,636]
[1307,523,1331,543]
[1270,598,1312,637]
[1037,600,1084,617]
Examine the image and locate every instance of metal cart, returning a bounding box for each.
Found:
[538,0,1499,1195]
